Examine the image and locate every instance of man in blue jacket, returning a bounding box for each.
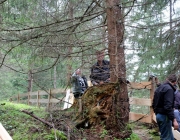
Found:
[152,74,179,140]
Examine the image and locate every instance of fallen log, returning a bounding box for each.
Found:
[21,110,53,128]
[21,110,76,139]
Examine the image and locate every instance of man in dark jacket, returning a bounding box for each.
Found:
[152,74,179,140]
[174,89,180,131]
[90,50,110,85]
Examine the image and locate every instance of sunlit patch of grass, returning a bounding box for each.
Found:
[0,101,50,140]
[0,101,47,117]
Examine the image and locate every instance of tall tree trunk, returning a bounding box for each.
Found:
[106,0,129,130]
[169,0,172,46]
[160,13,163,77]
[66,0,73,85]
[53,65,57,89]
[27,69,33,92]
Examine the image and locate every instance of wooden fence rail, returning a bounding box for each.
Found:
[128,81,154,123]
[10,88,74,110]
[10,81,155,122]
[10,81,154,122]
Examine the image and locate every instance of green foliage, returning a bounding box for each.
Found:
[1,0,179,139]
[149,128,160,140]
[123,133,140,140]
[0,101,51,140]
[43,129,67,140]
[100,128,108,138]
[113,133,140,140]
[0,0,179,100]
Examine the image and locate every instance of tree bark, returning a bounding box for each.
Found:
[106,0,129,127]
[21,110,53,128]
[169,0,172,47]
[27,69,33,92]
[66,0,73,85]
[53,65,57,89]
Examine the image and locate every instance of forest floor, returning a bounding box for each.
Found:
[132,123,160,140]
[77,122,160,140]
[0,101,161,140]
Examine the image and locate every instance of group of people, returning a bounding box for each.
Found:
[152,74,180,140]
[71,50,110,99]
[71,49,180,140]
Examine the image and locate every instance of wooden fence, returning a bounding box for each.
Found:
[10,80,155,122]
[9,80,180,139]
[128,80,154,123]
[128,79,180,140]
[10,88,74,110]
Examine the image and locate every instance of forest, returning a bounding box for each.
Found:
[0,0,179,99]
[0,0,180,139]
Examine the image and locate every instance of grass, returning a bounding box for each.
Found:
[0,101,67,140]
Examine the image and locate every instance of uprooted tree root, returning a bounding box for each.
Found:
[64,82,131,139]
[28,82,132,139]
[72,83,116,128]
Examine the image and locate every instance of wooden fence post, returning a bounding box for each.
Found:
[150,77,156,122]
[17,94,20,103]
[37,91,40,108]
[28,92,30,105]
[47,89,51,110]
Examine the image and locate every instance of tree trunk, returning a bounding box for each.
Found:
[169,0,172,46]
[53,65,57,89]
[106,0,129,129]
[27,69,33,92]
[66,0,73,85]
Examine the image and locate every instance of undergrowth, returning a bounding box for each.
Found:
[0,101,160,140]
[0,101,67,140]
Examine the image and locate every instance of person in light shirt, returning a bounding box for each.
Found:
[71,69,88,98]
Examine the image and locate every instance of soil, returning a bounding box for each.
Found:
[46,109,160,140]
[132,123,160,140]
[133,128,153,140]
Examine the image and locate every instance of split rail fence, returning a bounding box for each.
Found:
[128,79,180,139]
[8,80,180,139]
[9,88,74,110]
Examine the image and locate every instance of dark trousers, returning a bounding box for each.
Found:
[73,92,83,99]
[73,92,82,112]
[156,113,174,140]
